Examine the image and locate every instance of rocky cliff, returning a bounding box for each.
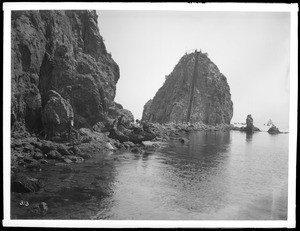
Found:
[11,10,130,136]
[142,50,233,125]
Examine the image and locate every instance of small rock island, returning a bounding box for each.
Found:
[142,50,233,125]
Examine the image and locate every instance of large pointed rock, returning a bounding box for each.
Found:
[142,50,233,125]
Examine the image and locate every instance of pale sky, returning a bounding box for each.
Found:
[97,10,290,125]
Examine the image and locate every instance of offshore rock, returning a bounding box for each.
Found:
[268,125,280,134]
[241,114,260,133]
[142,50,233,125]
[11,10,121,133]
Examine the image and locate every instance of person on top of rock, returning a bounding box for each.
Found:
[130,119,142,133]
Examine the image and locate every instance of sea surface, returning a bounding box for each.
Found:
[11,130,289,220]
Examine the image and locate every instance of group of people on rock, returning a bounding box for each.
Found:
[43,116,78,142]
[43,111,154,143]
[111,115,154,135]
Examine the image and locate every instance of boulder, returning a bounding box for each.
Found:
[105,142,115,150]
[46,150,62,160]
[40,159,48,164]
[67,155,84,163]
[123,141,135,148]
[41,90,74,139]
[29,202,48,216]
[127,131,156,143]
[68,146,82,156]
[22,143,35,152]
[39,140,57,154]
[108,127,129,143]
[142,141,161,149]
[75,140,104,158]
[108,106,134,125]
[32,152,44,160]
[131,147,143,154]
[63,158,73,164]
[179,137,189,144]
[11,174,44,193]
[268,125,280,134]
[56,144,71,156]
[23,157,37,164]
[92,121,107,133]
[78,128,106,143]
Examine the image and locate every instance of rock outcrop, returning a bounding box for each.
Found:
[246,114,254,128]
[141,50,233,125]
[41,90,74,139]
[268,125,280,134]
[11,174,44,193]
[240,114,260,133]
[11,10,122,134]
[142,99,153,122]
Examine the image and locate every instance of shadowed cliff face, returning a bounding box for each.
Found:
[11,10,121,132]
[142,51,233,125]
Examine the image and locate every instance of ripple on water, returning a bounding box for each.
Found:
[11,131,289,220]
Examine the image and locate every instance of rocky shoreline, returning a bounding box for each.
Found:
[10,120,234,218]
[11,118,288,218]
[11,121,234,176]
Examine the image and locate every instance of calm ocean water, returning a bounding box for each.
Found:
[11,130,289,220]
[91,130,289,220]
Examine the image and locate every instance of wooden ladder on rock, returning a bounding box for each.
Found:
[186,50,200,123]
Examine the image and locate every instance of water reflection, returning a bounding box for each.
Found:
[95,131,287,220]
[245,132,253,142]
[139,131,233,215]
[94,131,288,220]
[11,131,288,220]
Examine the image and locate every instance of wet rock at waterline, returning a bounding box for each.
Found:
[240,114,260,133]
[131,147,144,154]
[268,125,281,134]
[11,174,44,193]
[29,202,48,216]
[179,137,189,144]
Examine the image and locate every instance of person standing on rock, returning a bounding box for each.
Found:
[67,116,78,141]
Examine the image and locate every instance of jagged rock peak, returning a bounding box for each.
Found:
[142,50,233,125]
[11,10,124,133]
